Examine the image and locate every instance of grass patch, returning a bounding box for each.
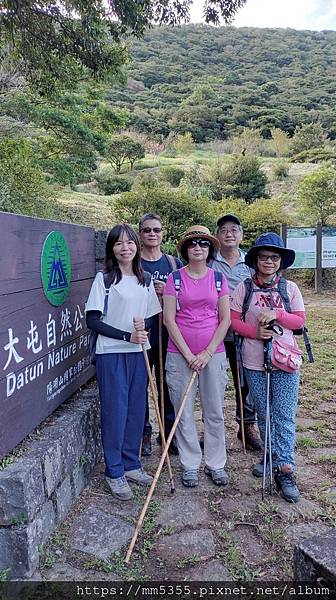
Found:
[299,306,336,408]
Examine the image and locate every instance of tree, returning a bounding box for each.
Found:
[173,132,194,155]
[0,138,55,218]
[113,174,214,245]
[270,128,290,157]
[2,87,127,185]
[106,135,145,173]
[297,167,336,225]
[232,127,262,156]
[290,123,326,156]
[0,1,247,90]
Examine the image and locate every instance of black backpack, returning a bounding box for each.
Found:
[240,276,314,363]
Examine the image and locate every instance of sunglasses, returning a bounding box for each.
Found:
[185,238,211,248]
[258,253,281,263]
[140,227,163,234]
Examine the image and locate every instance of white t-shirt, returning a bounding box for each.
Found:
[85,272,162,353]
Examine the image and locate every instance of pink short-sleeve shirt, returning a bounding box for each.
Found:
[164,267,229,354]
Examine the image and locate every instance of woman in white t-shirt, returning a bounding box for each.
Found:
[85,224,161,501]
[231,233,305,503]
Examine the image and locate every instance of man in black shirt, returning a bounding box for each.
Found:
[140,212,183,456]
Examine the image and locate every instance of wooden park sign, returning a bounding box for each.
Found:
[0,212,96,459]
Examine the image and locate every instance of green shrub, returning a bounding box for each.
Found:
[113,174,214,244]
[96,175,133,195]
[160,166,185,187]
[0,139,56,218]
[272,162,289,180]
[290,148,336,163]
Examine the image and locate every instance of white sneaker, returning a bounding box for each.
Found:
[125,467,153,486]
[105,476,133,500]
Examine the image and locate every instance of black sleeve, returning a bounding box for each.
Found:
[86,311,131,342]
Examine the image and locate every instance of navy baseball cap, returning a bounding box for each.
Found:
[217,214,241,228]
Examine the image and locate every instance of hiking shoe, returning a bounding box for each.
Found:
[252,452,278,477]
[156,433,179,455]
[182,469,199,488]
[238,423,262,451]
[141,434,152,457]
[204,466,229,486]
[125,467,153,486]
[105,476,133,501]
[274,469,300,503]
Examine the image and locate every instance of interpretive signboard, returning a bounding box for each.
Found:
[0,212,96,459]
[287,227,336,269]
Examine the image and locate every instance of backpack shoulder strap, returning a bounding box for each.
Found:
[102,272,111,316]
[165,254,177,272]
[144,271,152,288]
[213,270,222,294]
[277,276,291,313]
[241,278,254,321]
[172,269,181,310]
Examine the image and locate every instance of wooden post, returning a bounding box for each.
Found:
[280,223,287,245]
[315,224,323,293]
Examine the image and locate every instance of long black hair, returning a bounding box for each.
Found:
[105,224,145,286]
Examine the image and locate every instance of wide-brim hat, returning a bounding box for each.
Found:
[177,225,220,253]
[245,232,296,269]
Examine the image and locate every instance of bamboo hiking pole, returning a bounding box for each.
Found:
[158,313,165,441]
[125,370,197,564]
[142,346,175,493]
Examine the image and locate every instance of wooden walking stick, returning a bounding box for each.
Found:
[125,370,197,564]
[142,346,175,494]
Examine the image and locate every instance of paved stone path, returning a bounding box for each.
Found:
[37,388,336,582]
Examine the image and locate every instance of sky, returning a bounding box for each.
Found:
[189,0,336,30]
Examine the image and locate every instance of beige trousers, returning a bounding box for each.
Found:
[165,352,228,471]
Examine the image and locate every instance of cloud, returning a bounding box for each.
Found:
[189,0,336,30]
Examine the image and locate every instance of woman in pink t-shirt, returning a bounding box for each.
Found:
[231,232,305,503]
[163,226,230,488]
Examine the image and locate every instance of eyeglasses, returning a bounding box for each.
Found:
[219,227,241,235]
[140,227,163,234]
[186,238,211,248]
[258,253,281,263]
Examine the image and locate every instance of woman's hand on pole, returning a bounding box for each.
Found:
[257,310,276,326]
[133,316,145,331]
[131,316,148,344]
[188,350,211,373]
[153,280,165,296]
[130,331,148,344]
[256,323,273,341]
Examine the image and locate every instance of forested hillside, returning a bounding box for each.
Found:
[107,25,336,141]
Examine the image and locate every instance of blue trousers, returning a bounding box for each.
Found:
[96,353,147,478]
[245,368,300,470]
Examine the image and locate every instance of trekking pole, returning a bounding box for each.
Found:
[236,357,246,455]
[142,346,175,494]
[125,371,197,564]
[234,335,246,454]
[158,313,166,444]
[262,338,273,500]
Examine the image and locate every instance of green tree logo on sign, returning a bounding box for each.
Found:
[41,231,71,306]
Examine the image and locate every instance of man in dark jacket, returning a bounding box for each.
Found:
[140,212,183,456]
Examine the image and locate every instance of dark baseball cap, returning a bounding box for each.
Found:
[217,214,242,228]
